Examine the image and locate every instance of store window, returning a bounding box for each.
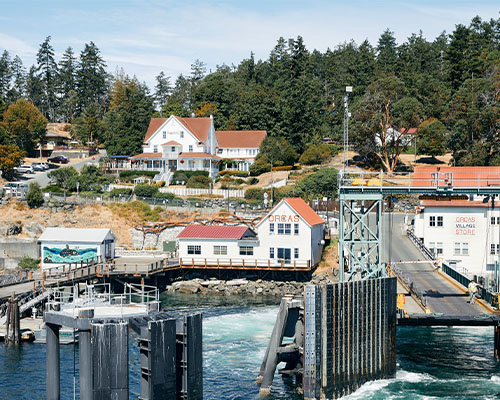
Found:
[462,242,469,256]
[269,223,274,235]
[214,246,227,255]
[429,216,436,227]
[187,245,201,255]
[294,248,299,258]
[437,216,443,227]
[455,242,461,256]
[240,246,253,256]
[294,223,299,235]
[270,248,274,258]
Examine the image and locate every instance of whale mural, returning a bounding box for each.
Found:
[43,245,98,264]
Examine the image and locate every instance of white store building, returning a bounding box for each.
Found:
[413,199,500,278]
[177,198,326,268]
[39,228,117,270]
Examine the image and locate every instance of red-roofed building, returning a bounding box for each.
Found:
[127,115,267,183]
[177,198,326,268]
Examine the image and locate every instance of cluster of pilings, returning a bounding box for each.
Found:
[4,296,20,344]
[258,277,398,399]
[44,309,202,400]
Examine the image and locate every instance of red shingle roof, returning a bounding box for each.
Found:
[284,198,325,226]
[216,131,267,148]
[143,116,211,143]
[413,166,500,187]
[177,117,211,142]
[130,153,162,159]
[163,140,181,146]
[179,152,221,159]
[421,200,500,208]
[177,225,254,239]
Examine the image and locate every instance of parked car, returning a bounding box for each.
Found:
[14,164,35,174]
[32,161,49,170]
[47,155,69,164]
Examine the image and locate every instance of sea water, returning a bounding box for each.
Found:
[0,293,499,399]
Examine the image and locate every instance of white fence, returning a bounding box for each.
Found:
[159,187,245,198]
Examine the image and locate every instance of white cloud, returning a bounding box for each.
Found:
[0,33,37,57]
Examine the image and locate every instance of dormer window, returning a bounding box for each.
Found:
[171,146,176,152]
[154,145,158,153]
[189,145,193,152]
[180,131,184,138]
[162,131,166,139]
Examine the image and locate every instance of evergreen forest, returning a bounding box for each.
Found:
[0,15,499,171]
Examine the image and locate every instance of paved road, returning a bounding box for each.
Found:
[382,213,484,315]
[15,158,99,188]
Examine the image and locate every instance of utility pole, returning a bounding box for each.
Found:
[343,86,353,170]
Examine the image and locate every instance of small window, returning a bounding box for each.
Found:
[437,216,443,227]
[269,223,274,235]
[284,223,291,235]
[171,146,176,152]
[270,248,274,258]
[189,145,193,152]
[429,242,436,255]
[180,131,184,138]
[278,223,284,234]
[436,242,443,255]
[462,242,469,256]
[455,242,461,256]
[213,245,227,255]
[294,248,299,259]
[497,217,500,225]
[294,223,299,235]
[163,131,166,139]
[492,217,496,225]
[491,244,496,255]
[187,245,201,255]
[154,145,158,153]
[240,246,253,256]
[429,216,435,227]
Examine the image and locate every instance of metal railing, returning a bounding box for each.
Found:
[339,170,500,189]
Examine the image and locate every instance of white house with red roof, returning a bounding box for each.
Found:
[128,115,266,183]
[177,198,325,268]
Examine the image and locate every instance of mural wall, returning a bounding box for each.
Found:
[43,245,98,264]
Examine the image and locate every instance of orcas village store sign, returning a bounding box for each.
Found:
[455,216,476,236]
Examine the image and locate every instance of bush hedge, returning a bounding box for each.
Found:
[218,170,249,177]
[299,144,332,165]
[272,165,293,171]
[186,175,211,188]
[134,184,159,197]
[109,188,133,197]
[244,188,265,201]
[119,170,157,179]
[172,170,208,184]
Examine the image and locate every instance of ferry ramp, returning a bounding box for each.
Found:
[383,213,484,315]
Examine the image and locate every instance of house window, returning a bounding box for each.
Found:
[455,242,461,256]
[491,244,496,255]
[277,248,291,263]
[278,223,284,234]
[187,245,201,255]
[429,216,435,227]
[213,245,227,255]
[437,216,443,227]
[284,224,291,234]
[269,223,274,235]
[429,242,435,255]
[491,217,496,225]
[189,145,193,152]
[154,145,158,153]
[180,131,184,138]
[294,248,299,259]
[270,248,274,258]
[240,246,253,256]
[294,223,299,235]
[163,131,166,139]
[171,146,176,152]
[462,242,469,256]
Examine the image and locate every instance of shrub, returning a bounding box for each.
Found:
[18,256,40,270]
[172,170,208,182]
[26,182,44,208]
[272,165,293,171]
[152,192,177,200]
[249,158,271,176]
[42,184,64,193]
[109,188,133,198]
[119,170,157,179]
[186,175,211,188]
[134,184,159,197]
[245,188,265,201]
[218,170,249,177]
[299,144,332,165]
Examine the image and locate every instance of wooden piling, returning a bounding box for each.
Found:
[5,296,20,344]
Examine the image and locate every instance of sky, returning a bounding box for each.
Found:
[0,0,498,89]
